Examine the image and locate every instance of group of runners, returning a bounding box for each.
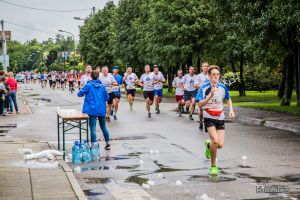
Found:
[78,63,235,175]
[24,62,235,175]
[23,71,84,93]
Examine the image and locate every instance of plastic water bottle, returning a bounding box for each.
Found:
[81,141,91,163]
[91,142,100,161]
[72,141,81,164]
[84,140,92,162]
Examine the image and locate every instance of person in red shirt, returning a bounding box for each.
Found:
[6,72,19,114]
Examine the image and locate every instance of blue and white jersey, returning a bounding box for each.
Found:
[153,72,166,90]
[112,74,123,95]
[140,73,155,91]
[196,82,230,120]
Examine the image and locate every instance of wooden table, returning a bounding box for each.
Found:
[57,110,89,158]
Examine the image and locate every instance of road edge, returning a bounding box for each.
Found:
[237,116,300,136]
[47,143,87,200]
[20,94,33,114]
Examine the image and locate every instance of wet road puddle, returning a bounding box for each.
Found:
[83,189,104,198]
[73,165,140,173]
[84,177,114,184]
[235,173,273,183]
[0,130,8,134]
[26,94,40,97]
[100,155,129,161]
[234,173,300,184]
[0,124,17,128]
[187,175,236,182]
[110,136,147,141]
[33,97,51,102]
[125,175,149,186]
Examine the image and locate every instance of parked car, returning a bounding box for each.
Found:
[15,74,25,82]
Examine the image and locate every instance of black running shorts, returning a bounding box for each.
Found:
[204,118,225,132]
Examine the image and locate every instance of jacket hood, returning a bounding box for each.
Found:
[89,79,102,88]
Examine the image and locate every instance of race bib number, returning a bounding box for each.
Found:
[145,82,152,87]
[113,86,120,92]
[127,85,135,90]
[106,85,113,93]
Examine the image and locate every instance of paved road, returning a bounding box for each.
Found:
[5,83,300,200]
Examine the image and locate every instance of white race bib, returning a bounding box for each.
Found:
[145,82,152,87]
[106,85,113,93]
[113,86,120,92]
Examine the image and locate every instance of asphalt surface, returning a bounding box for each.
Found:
[4,83,300,200]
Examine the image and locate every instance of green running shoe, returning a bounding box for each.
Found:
[209,166,220,176]
[205,139,211,159]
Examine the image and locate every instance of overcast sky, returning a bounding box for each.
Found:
[0,0,118,43]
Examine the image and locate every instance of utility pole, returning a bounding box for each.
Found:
[92,7,96,15]
[1,20,7,73]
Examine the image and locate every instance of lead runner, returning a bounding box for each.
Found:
[196,65,235,175]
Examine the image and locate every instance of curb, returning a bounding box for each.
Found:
[20,94,33,114]
[47,143,87,200]
[237,116,300,136]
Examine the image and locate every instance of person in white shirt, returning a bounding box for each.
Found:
[153,65,166,114]
[99,66,117,121]
[172,69,185,116]
[81,65,92,88]
[123,67,139,110]
[181,66,197,120]
[195,62,210,130]
[139,64,155,118]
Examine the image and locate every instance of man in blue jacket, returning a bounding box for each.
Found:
[77,70,112,150]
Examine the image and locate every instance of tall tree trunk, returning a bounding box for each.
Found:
[186,54,193,67]
[278,60,287,99]
[239,53,246,96]
[296,42,300,107]
[281,54,295,106]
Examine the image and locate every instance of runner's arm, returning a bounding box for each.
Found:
[226,98,235,118]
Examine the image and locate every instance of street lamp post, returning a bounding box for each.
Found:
[58,30,76,70]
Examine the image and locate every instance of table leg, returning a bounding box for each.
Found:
[57,114,60,150]
[87,119,89,144]
[63,119,65,160]
[79,120,82,143]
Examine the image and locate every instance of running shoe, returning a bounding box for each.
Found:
[106,116,110,121]
[156,109,160,114]
[148,113,151,118]
[113,115,117,120]
[209,166,220,176]
[199,123,203,131]
[205,139,211,159]
[110,110,114,116]
[189,114,194,120]
[105,144,111,150]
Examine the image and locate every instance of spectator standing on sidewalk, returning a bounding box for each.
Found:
[0,75,8,115]
[6,72,19,114]
[77,70,112,150]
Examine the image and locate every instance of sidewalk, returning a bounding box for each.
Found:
[233,106,300,135]
[0,135,86,200]
[0,85,87,199]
